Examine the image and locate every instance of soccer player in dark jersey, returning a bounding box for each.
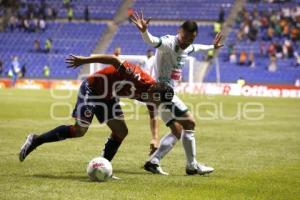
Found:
[19,54,174,164]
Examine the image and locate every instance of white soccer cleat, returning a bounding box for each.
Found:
[19,134,38,162]
[186,163,214,175]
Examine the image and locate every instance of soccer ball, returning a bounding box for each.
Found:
[87,157,113,182]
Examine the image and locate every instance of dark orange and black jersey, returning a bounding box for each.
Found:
[87,61,156,100]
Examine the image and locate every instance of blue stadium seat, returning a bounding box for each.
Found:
[0,22,107,79]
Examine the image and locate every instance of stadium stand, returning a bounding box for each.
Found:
[24,0,122,19]
[132,0,234,21]
[205,1,300,84]
[1,0,299,85]
[0,22,107,79]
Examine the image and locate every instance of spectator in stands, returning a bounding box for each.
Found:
[268,55,277,72]
[248,24,258,41]
[267,26,274,40]
[52,7,57,21]
[63,0,70,8]
[282,24,290,38]
[127,8,134,23]
[84,5,90,22]
[218,6,225,24]
[283,40,294,58]
[0,59,3,77]
[10,56,20,86]
[144,49,155,77]
[213,22,222,36]
[34,39,41,52]
[114,47,121,57]
[8,15,17,32]
[260,42,268,57]
[268,42,276,57]
[227,44,234,55]
[21,64,26,78]
[44,38,52,53]
[290,26,300,42]
[67,7,74,22]
[274,42,283,59]
[39,18,46,32]
[46,6,53,20]
[248,51,255,68]
[237,77,245,87]
[294,52,300,67]
[23,18,30,32]
[43,65,50,78]
[229,49,237,64]
[238,22,249,41]
[239,51,248,65]
[206,49,214,61]
[39,0,47,19]
[32,18,39,32]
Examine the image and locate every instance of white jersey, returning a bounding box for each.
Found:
[141,30,214,87]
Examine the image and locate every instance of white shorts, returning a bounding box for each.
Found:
[159,95,189,126]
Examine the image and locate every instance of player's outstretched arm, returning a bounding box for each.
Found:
[193,32,224,52]
[130,11,162,48]
[66,54,122,69]
[130,11,151,33]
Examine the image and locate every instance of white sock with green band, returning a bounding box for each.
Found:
[150,133,178,164]
[182,130,197,167]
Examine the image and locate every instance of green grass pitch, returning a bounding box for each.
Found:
[0,88,299,200]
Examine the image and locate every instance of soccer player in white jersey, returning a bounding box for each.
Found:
[131,12,223,175]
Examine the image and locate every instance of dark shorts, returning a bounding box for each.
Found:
[72,80,123,125]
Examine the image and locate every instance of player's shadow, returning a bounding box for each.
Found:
[113,169,150,175]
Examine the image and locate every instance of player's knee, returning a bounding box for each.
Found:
[183,119,196,130]
[111,125,128,140]
[73,125,88,137]
[169,122,183,139]
[119,126,128,138]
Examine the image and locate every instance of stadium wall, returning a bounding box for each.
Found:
[1,79,300,98]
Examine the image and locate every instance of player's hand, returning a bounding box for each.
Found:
[130,11,151,33]
[65,55,85,69]
[213,32,224,49]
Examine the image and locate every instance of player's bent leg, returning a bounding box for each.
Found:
[144,121,182,175]
[176,111,196,130]
[101,118,128,161]
[19,123,88,162]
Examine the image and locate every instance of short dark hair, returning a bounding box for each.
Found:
[181,20,198,33]
[149,82,174,103]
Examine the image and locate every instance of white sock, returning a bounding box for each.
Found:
[149,133,178,164]
[182,130,197,167]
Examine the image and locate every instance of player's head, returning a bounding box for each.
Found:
[178,20,198,49]
[146,82,174,105]
[114,47,122,57]
[147,49,154,58]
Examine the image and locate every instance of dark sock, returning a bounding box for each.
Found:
[102,136,122,161]
[35,125,74,147]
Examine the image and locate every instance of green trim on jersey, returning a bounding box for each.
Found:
[188,45,195,55]
[154,38,162,48]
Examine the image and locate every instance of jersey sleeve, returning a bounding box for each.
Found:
[192,44,214,53]
[141,30,172,51]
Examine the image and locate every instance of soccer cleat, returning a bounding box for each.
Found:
[19,134,38,162]
[144,161,169,175]
[149,144,158,156]
[186,163,214,175]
